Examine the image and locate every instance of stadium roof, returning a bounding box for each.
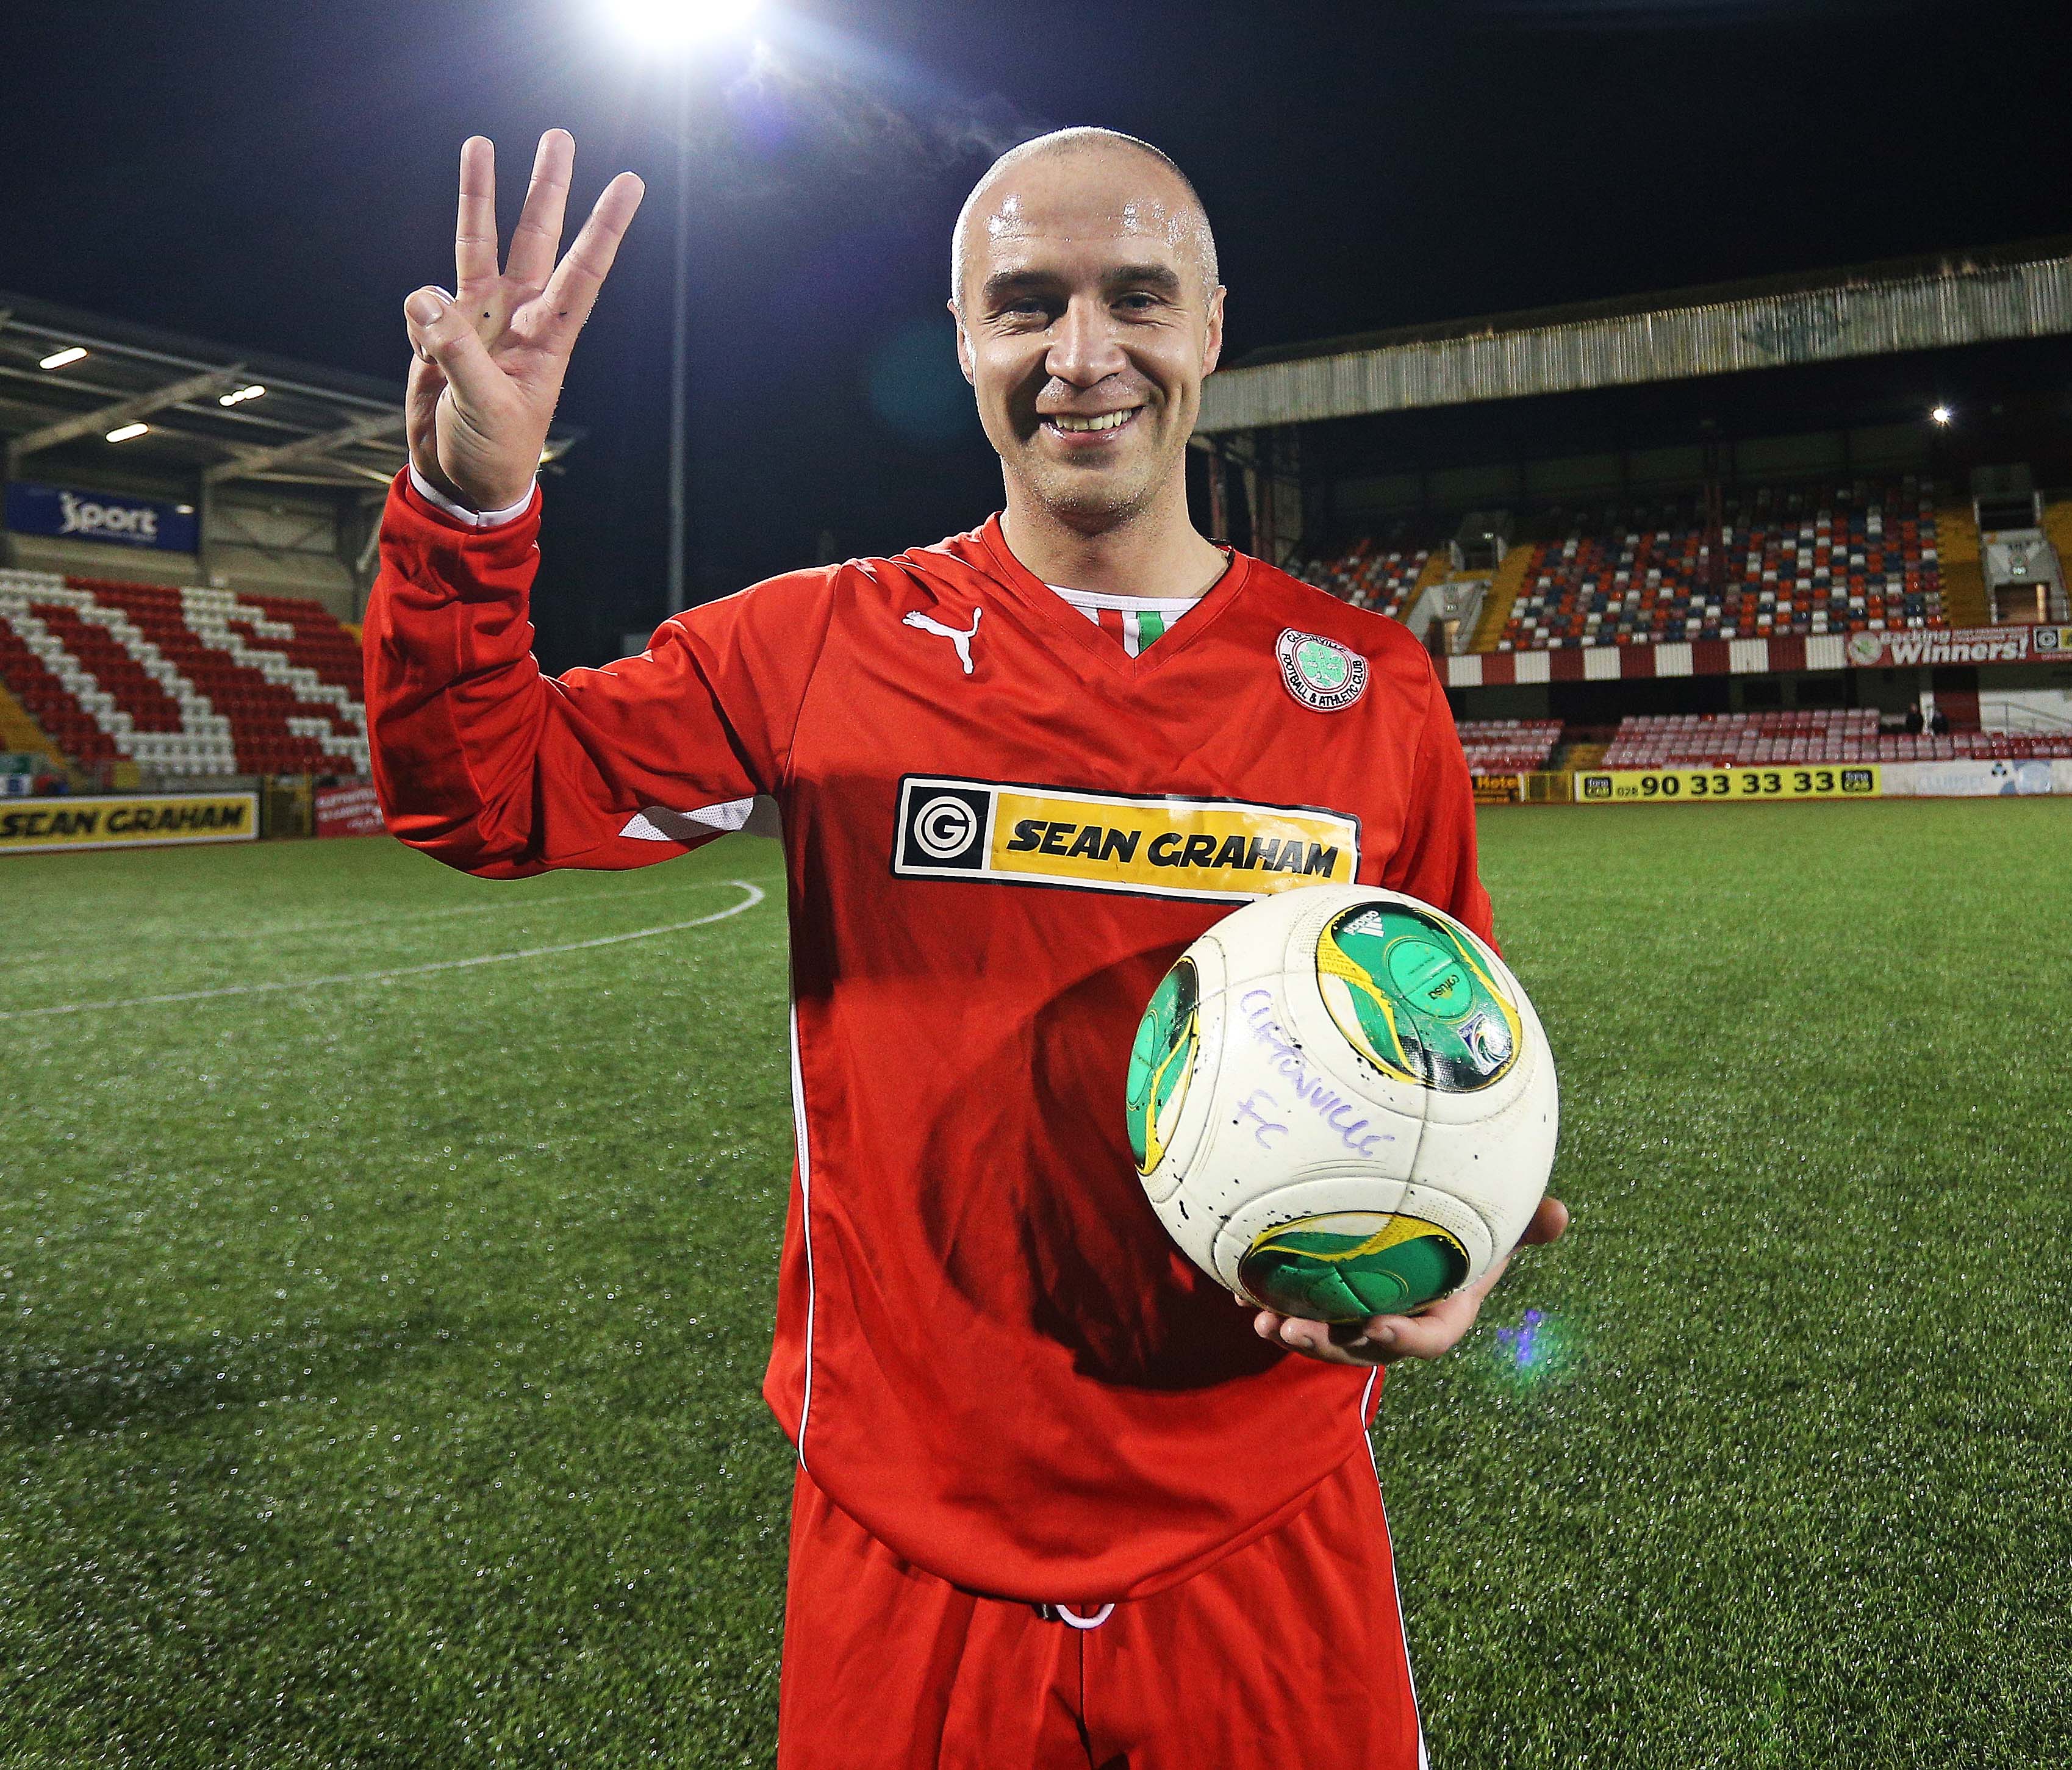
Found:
[1197,237,2072,437]
[0,288,581,492]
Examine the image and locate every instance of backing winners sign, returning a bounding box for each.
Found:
[1841,625,2072,668]
[1575,766,1882,804]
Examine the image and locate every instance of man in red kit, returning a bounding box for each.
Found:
[372,125,1567,1768]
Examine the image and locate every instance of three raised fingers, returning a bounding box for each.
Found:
[450,131,643,352]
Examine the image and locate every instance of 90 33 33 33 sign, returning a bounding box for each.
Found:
[1574,765,1882,804]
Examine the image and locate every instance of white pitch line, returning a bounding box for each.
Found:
[0,880,767,1022]
[5,870,789,962]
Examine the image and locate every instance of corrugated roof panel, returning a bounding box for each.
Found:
[1197,256,2072,434]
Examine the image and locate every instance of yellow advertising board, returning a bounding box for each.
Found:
[1574,766,1882,805]
[1471,773,1525,804]
[0,792,259,856]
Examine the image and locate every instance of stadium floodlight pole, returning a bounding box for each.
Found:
[669,64,692,620]
[599,0,764,622]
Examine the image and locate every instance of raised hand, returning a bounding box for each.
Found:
[1254,1194,1570,1367]
[403,131,645,512]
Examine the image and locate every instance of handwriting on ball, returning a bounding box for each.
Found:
[1239,989,1389,1158]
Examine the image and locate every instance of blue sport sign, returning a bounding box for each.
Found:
[4,481,199,552]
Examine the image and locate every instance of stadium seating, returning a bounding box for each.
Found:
[1602,709,2072,766]
[0,568,368,777]
[1295,540,1432,618]
[1499,480,1945,650]
[1456,718,1563,772]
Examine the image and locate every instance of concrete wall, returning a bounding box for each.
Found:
[207,488,359,613]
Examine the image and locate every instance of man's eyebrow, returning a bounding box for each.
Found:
[979,263,1187,305]
[1105,263,1184,295]
[980,268,1062,305]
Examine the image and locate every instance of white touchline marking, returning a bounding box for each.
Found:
[0,880,767,1022]
[5,871,789,961]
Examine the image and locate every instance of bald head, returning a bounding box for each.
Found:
[950,127,1219,309]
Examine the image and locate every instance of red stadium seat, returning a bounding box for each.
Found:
[0,568,368,779]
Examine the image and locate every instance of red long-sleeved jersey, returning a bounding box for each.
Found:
[365,473,1493,1604]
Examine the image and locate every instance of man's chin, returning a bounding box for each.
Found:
[1013,456,1161,533]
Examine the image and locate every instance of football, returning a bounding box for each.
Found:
[1125,884,1558,1324]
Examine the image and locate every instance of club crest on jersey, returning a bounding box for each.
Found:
[1277,629,1368,712]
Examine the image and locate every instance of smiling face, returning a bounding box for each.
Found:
[950,135,1224,536]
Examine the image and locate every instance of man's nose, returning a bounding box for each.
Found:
[1044,296,1129,389]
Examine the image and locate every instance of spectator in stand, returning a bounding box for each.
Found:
[1904,704,1924,736]
[1929,706,1950,737]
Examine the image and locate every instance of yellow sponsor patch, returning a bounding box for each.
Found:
[892,775,1359,902]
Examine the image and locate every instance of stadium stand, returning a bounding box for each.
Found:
[1457,718,1563,771]
[1294,540,1432,618]
[1603,709,2072,766]
[1497,480,1945,651]
[0,568,368,778]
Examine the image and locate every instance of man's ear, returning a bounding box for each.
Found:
[948,300,975,387]
[1202,285,1227,378]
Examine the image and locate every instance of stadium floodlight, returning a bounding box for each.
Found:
[106,421,149,443]
[601,0,760,48]
[1931,404,1954,425]
[38,345,87,370]
[218,384,267,407]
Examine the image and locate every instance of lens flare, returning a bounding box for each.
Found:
[1497,1308,1544,1366]
[1494,1307,1572,1384]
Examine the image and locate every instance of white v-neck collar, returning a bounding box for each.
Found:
[1044,583,1201,613]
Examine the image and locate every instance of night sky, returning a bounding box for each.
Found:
[2,0,2068,667]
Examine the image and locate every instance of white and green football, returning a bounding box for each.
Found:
[1125,884,1557,1324]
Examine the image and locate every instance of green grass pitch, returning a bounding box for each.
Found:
[1,801,2067,1768]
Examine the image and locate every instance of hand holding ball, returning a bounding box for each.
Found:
[1127,886,1558,1324]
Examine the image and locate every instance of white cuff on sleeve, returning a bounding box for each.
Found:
[408,464,536,530]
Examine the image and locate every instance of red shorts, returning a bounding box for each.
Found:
[776,1449,1427,1769]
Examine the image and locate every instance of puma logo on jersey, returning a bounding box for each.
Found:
[902,607,981,676]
